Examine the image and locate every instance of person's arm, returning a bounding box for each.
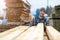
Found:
[30,18,35,26]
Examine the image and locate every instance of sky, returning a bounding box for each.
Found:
[23,0,60,12]
[0,0,60,17]
[0,0,6,9]
[0,0,60,11]
[0,0,6,17]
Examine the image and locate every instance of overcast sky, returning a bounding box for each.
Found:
[0,0,6,9]
[0,0,60,17]
[0,0,60,11]
[23,0,60,12]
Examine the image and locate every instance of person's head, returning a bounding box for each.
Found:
[39,8,45,17]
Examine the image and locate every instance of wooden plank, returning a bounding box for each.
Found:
[0,26,21,36]
[36,23,44,40]
[44,36,48,40]
[5,0,22,2]
[23,4,29,10]
[0,26,29,40]
[6,8,30,14]
[6,3,23,8]
[13,23,44,40]
[46,26,60,40]
[5,0,30,9]
[0,26,29,37]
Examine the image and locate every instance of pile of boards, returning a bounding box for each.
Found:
[0,23,60,40]
[0,23,44,40]
[52,5,60,31]
[5,0,30,22]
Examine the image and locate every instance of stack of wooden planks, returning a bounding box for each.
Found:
[46,26,60,40]
[0,23,60,40]
[0,24,19,32]
[52,8,60,32]
[0,23,44,40]
[5,0,30,22]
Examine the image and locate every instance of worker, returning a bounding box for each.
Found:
[30,8,50,40]
[30,8,49,25]
[30,8,49,31]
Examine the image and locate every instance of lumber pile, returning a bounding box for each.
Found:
[0,24,19,32]
[0,23,44,40]
[0,23,60,40]
[52,5,60,32]
[14,23,44,40]
[5,0,30,22]
[46,26,60,40]
[0,26,29,40]
[0,14,34,32]
[53,19,60,32]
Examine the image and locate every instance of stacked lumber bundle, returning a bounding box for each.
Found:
[52,14,60,18]
[52,5,60,32]
[0,24,19,32]
[52,5,60,18]
[0,26,29,40]
[0,23,44,40]
[46,26,60,40]
[0,23,60,40]
[5,0,30,22]
[53,19,60,32]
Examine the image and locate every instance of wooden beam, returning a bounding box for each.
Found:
[0,26,29,40]
[6,3,23,8]
[36,23,44,40]
[13,23,44,40]
[0,26,28,37]
[46,26,60,40]
[0,26,22,37]
[5,0,22,2]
